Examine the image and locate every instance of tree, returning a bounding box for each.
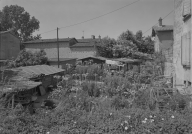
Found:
[0,5,41,42]
[5,49,48,68]
[96,36,115,58]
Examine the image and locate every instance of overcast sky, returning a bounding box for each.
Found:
[0,0,174,40]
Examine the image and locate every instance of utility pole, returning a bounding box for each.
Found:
[57,27,60,68]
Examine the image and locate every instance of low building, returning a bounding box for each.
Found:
[152,18,174,76]
[78,56,106,65]
[0,30,21,68]
[23,35,101,68]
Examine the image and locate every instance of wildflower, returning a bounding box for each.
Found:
[125,126,128,130]
[74,121,76,124]
[142,120,147,123]
[162,118,164,121]
[126,115,131,119]
[171,115,174,119]
[109,113,112,116]
[149,115,152,118]
[144,118,148,121]
[124,120,128,124]
[46,132,50,134]
[121,123,123,126]
[150,119,154,122]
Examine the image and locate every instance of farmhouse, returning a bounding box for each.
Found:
[152,18,173,77]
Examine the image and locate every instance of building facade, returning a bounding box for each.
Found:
[0,31,20,67]
[24,35,100,60]
[152,18,174,76]
[24,35,101,69]
[174,0,192,93]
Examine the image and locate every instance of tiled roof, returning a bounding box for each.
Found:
[70,42,95,47]
[152,25,173,32]
[71,38,101,47]
[23,38,75,44]
[49,58,77,62]
[77,38,100,43]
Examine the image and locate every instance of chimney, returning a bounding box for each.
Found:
[159,17,162,26]
[91,35,95,39]
[82,36,84,39]
[98,35,101,39]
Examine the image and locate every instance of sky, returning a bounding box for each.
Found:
[0,0,174,40]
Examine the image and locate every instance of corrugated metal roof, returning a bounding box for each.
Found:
[0,81,42,93]
[17,65,64,77]
[23,38,75,44]
[152,25,173,32]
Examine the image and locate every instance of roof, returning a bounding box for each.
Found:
[113,58,142,63]
[78,56,107,61]
[71,38,101,47]
[152,25,173,37]
[0,30,20,40]
[0,69,41,92]
[70,42,95,47]
[0,81,42,93]
[77,38,100,43]
[14,65,64,79]
[23,38,77,44]
[49,58,77,62]
[152,25,173,32]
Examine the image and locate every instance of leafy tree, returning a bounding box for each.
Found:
[5,49,48,68]
[0,5,41,42]
[96,36,115,58]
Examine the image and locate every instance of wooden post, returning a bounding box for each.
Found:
[12,94,15,109]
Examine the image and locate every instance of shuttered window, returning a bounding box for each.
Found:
[183,0,191,17]
[181,32,191,66]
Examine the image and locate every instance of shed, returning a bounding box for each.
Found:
[78,56,106,65]
[106,58,142,72]
[14,65,65,89]
[48,58,77,69]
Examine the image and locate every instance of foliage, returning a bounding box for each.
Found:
[5,49,48,68]
[0,5,41,42]
[97,30,154,60]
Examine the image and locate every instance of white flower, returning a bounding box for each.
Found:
[162,118,164,121]
[125,126,128,130]
[109,113,112,116]
[144,118,148,121]
[124,120,128,124]
[142,120,146,123]
[150,119,154,122]
[74,121,76,124]
[126,115,131,119]
[121,123,123,126]
[149,115,152,118]
[46,132,50,134]
[171,115,174,119]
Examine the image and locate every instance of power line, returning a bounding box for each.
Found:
[39,0,141,35]
[143,10,174,35]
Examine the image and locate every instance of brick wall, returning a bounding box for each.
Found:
[174,0,192,89]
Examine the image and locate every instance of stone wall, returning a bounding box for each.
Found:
[173,0,192,89]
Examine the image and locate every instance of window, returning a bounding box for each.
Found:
[181,31,191,67]
[183,0,191,20]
